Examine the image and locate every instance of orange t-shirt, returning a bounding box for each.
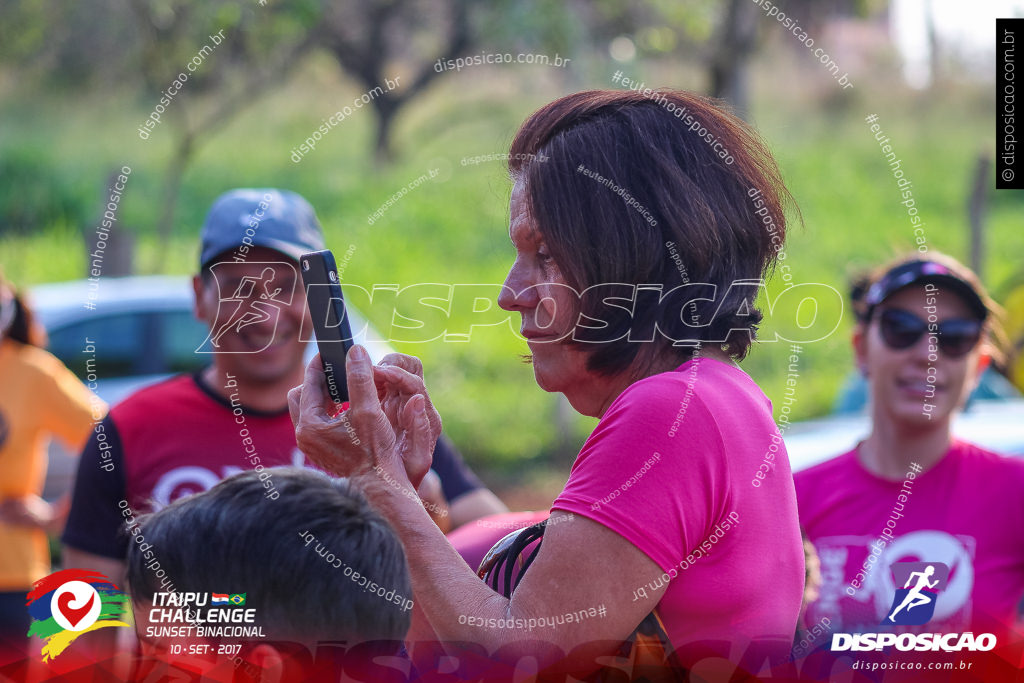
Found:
[0,338,102,590]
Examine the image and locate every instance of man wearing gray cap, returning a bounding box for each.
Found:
[61,189,324,591]
[62,189,504,630]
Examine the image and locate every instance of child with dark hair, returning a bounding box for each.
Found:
[126,467,412,669]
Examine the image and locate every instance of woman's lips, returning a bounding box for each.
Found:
[523,332,570,345]
[895,377,945,398]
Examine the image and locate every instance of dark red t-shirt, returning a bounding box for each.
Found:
[63,374,301,559]
[122,374,302,509]
[63,372,482,559]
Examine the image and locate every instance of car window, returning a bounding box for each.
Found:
[46,313,150,378]
[162,310,211,374]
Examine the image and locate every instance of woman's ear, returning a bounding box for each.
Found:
[852,322,869,377]
[972,349,992,386]
[977,352,991,372]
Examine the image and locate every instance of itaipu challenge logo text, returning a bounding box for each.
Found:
[144,591,265,639]
[26,569,130,661]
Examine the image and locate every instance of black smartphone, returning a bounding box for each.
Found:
[300,249,355,406]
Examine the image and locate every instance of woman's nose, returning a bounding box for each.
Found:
[907,330,936,365]
[498,262,538,312]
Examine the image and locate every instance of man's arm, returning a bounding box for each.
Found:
[60,415,133,656]
[61,547,133,663]
[62,548,125,587]
[449,488,508,529]
[417,469,451,533]
[61,415,130,561]
[430,435,508,529]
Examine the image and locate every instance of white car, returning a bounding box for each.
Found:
[31,275,393,497]
[784,399,1024,472]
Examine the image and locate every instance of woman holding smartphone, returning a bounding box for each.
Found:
[289,89,805,677]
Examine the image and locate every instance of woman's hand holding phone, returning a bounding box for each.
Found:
[288,346,439,493]
[374,354,442,442]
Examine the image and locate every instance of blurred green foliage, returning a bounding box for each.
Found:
[1,23,1020,480]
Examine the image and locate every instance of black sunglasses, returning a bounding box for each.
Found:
[876,309,982,358]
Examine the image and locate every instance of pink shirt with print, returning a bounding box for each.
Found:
[796,440,1024,640]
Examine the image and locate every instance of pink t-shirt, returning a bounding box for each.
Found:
[795,440,1024,638]
[551,357,804,660]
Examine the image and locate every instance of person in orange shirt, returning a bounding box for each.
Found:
[0,276,103,648]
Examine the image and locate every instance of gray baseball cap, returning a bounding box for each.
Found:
[199,188,326,269]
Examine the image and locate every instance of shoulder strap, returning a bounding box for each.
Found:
[477,519,687,679]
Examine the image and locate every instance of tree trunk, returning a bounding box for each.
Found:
[708,0,759,118]
[925,0,941,88]
[86,169,136,277]
[373,97,398,165]
[154,133,194,272]
[968,153,990,278]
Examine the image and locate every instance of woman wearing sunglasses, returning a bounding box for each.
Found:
[795,253,1024,643]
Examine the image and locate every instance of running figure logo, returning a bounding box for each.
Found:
[884,561,950,625]
[197,262,297,353]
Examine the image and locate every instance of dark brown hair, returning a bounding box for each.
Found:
[0,277,47,348]
[508,89,793,377]
[126,468,412,643]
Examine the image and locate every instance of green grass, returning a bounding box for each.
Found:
[3,56,1021,478]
